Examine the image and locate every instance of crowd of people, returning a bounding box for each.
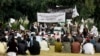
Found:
[0,21,100,56]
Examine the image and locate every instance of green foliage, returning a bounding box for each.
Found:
[85,0,95,16]
[11,22,19,30]
[86,21,93,31]
[94,0,100,31]
[0,0,100,30]
[76,0,95,20]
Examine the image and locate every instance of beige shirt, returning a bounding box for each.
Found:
[0,42,7,54]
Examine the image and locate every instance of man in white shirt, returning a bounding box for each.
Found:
[40,38,49,51]
[83,39,95,55]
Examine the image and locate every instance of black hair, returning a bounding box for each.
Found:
[21,40,25,44]
[57,38,60,42]
[31,34,34,36]
[42,24,44,27]
[41,29,44,31]
[98,38,100,43]
[0,37,6,42]
[41,32,44,36]
[33,36,36,40]
[42,38,45,40]
[90,36,94,39]
[74,38,79,42]
[17,37,22,43]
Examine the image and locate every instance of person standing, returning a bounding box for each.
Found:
[30,23,38,33]
[82,26,89,38]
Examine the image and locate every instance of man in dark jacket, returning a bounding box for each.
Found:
[30,23,38,33]
[29,36,41,55]
[17,40,27,55]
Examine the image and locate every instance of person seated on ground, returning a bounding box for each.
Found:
[29,36,40,55]
[71,38,80,53]
[83,39,95,55]
[54,38,62,52]
[90,36,96,46]
[62,33,71,53]
[40,38,49,51]
[0,37,7,55]
[49,34,55,45]
[17,40,27,55]
[7,36,18,56]
[95,38,100,53]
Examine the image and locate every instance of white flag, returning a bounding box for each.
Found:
[24,16,29,24]
[20,25,25,30]
[86,24,88,28]
[80,24,84,33]
[81,18,84,23]
[10,18,15,23]
[72,5,79,18]
[9,23,12,27]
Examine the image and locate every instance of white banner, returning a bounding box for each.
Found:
[37,13,65,23]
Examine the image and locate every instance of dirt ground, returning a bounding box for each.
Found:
[17,46,100,56]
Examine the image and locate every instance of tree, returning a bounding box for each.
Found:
[76,0,95,19]
[94,0,100,31]
[0,0,100,30]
